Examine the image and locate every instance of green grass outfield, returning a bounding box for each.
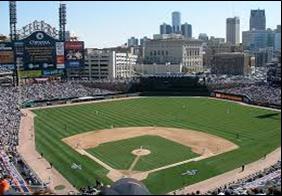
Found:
[87,135,199,171]
[33,97,281,194]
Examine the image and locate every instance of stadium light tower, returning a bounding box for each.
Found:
[59,1,67,41]
[9,1,17,41]
[9,1,20,88]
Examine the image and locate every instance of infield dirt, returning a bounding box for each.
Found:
[63,127,239,181]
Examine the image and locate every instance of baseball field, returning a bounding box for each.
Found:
[32,97,281,194]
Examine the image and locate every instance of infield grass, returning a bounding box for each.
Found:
[33,97,281,194]
[87,135,199,171]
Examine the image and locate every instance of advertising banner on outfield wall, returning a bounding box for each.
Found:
[215,92,243,102]
[65,41,85,69]
[0,42,14,65]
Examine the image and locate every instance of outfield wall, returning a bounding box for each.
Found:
[211,91,281,109]
[21,92,142,108]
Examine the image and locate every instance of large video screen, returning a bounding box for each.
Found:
[21,31,57,70]
[65,41,85,69]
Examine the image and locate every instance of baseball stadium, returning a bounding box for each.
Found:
[0,1,281,196]
[18,93,280,195]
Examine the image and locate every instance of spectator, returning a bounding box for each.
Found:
[0,175,11,195]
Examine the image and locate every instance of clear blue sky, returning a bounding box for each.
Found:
[0,1,281,48]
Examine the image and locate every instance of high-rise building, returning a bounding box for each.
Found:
[242,29,275,51]
[226,17,240,45]
[140,36,149,46]
[198,33,209,42]
[172,11,181,33]
[274,25,281,51]
[253,47,273,67]
[276,25,281,32]
[181,23,192,39]
[266,28,275,48]
[128,37,139,47]
[250,9,266,31]
[160,23,172,35]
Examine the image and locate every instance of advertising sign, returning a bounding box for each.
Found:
[21,31,58,70]
[65,41,84,69]
[215,92,243,102]
[19,70,42,78]
[42,69,64,76]
[56,42,65,69]
[0,42,14,65]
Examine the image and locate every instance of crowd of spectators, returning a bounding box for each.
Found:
[0,65,14,73]
[206,160,281,195]
[204,75,258,91]
[0,80,116,194]
[20,81,114,102]
[216,84,281,106]
[80,78,139,92]
[0,79,281,195]
[0,86,42,194]
[78,184,102,195]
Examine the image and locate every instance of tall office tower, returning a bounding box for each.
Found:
[181,23,192,38]
[250,9,266,31]
[160,23,172,35]
[128,37,139,47]
[172,11,181,33]
[226,17,240,45]
[274,25,281,50]
[140,36,149,46]
[276,25,281,32]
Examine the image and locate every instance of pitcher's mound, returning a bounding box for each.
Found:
[132,149,151,156]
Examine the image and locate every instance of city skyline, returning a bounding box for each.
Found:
[0,1,281,48]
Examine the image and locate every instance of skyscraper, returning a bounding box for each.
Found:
[172,11,181,33]
[181,23,192,38]
[140,36,149,46]
[128,37,138,47]
[250,9,266,31]
[242,30,273,51]
[226,17,240,45]
[160,23,172,35]
[274,25,281,50]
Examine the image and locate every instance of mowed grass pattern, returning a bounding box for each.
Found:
[33,97,281,194]
[87,135,199,171]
